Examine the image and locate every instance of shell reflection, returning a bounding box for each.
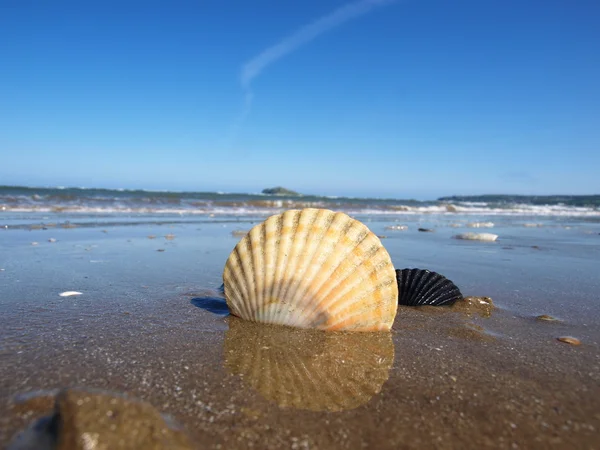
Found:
[224,318,394,412]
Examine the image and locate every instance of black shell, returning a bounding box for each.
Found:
[396,268,463,306]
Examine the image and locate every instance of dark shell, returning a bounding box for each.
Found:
[396,268,463,306]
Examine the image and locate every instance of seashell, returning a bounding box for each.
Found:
[223,208,398,331]
[453,232,498,242]
[556,336,581,346]
[396,268,463,306]
[59,291,82,297]
[224,318,394,411]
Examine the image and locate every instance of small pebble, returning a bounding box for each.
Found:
[536,314,560,322]
[147,235,156,239]
[377,235,387,239]
[48,238,57,243]
[418,228,434,232]
[165,234,176,240]
[231,230,248,238]
[31,242,39,246]
[385,225,408,231]
[157,249,165,252]
[557,336,581,346]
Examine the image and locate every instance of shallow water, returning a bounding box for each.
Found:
[1,215,599,448]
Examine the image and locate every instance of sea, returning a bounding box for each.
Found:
[1,185,599,224]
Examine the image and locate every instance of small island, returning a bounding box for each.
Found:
[261,187,301,196]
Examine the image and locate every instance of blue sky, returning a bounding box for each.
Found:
[1,0,599,199]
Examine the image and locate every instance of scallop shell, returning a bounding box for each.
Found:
[223,208,398,331]
[396,268,463,306]
[224,317,394,411]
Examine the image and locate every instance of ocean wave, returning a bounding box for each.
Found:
[1,186,599,217]
[1,203,599,217]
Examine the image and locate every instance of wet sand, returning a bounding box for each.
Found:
[1,219,599,449]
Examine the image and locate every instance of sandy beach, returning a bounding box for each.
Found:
[1,215,599,449]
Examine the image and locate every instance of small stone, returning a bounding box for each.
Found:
[165,234,176,240]
[8,388,193,450]
[557,336,581,346]
[48,238,57,243]
[31,242,39,246]
[385,225,408,231]
[157,249,165,252]
[377,235,387,239]
[147,235,156,239]
[101,230,108,233]
[418,228,434,232]
[536,314,560,322]
[231,230,248,238]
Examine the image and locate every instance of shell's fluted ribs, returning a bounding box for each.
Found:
[323,246,397,330]
[287,211,340,327]
[313,234,383,317]
[293,219,368,326]
[416,276,445,305]
[249,225,266,319]
[277,209,330,327]
[327,277,396,331]
[263,213,283,323]
[284,211,345,326]
[226,248,250,319]
[267,211,299,323]
[223,262,246,319]
[239,236,259,321]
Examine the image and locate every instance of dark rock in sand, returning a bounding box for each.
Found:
[418,228,434,232]
[8,388,192,450]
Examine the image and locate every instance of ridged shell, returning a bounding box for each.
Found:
[396,268,463,306]
[223,208,398,331]
[224,318,394,411]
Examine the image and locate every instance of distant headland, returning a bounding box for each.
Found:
[261,187,301,196]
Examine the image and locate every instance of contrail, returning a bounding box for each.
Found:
[228,0,396,147]
[241,0,396,89]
